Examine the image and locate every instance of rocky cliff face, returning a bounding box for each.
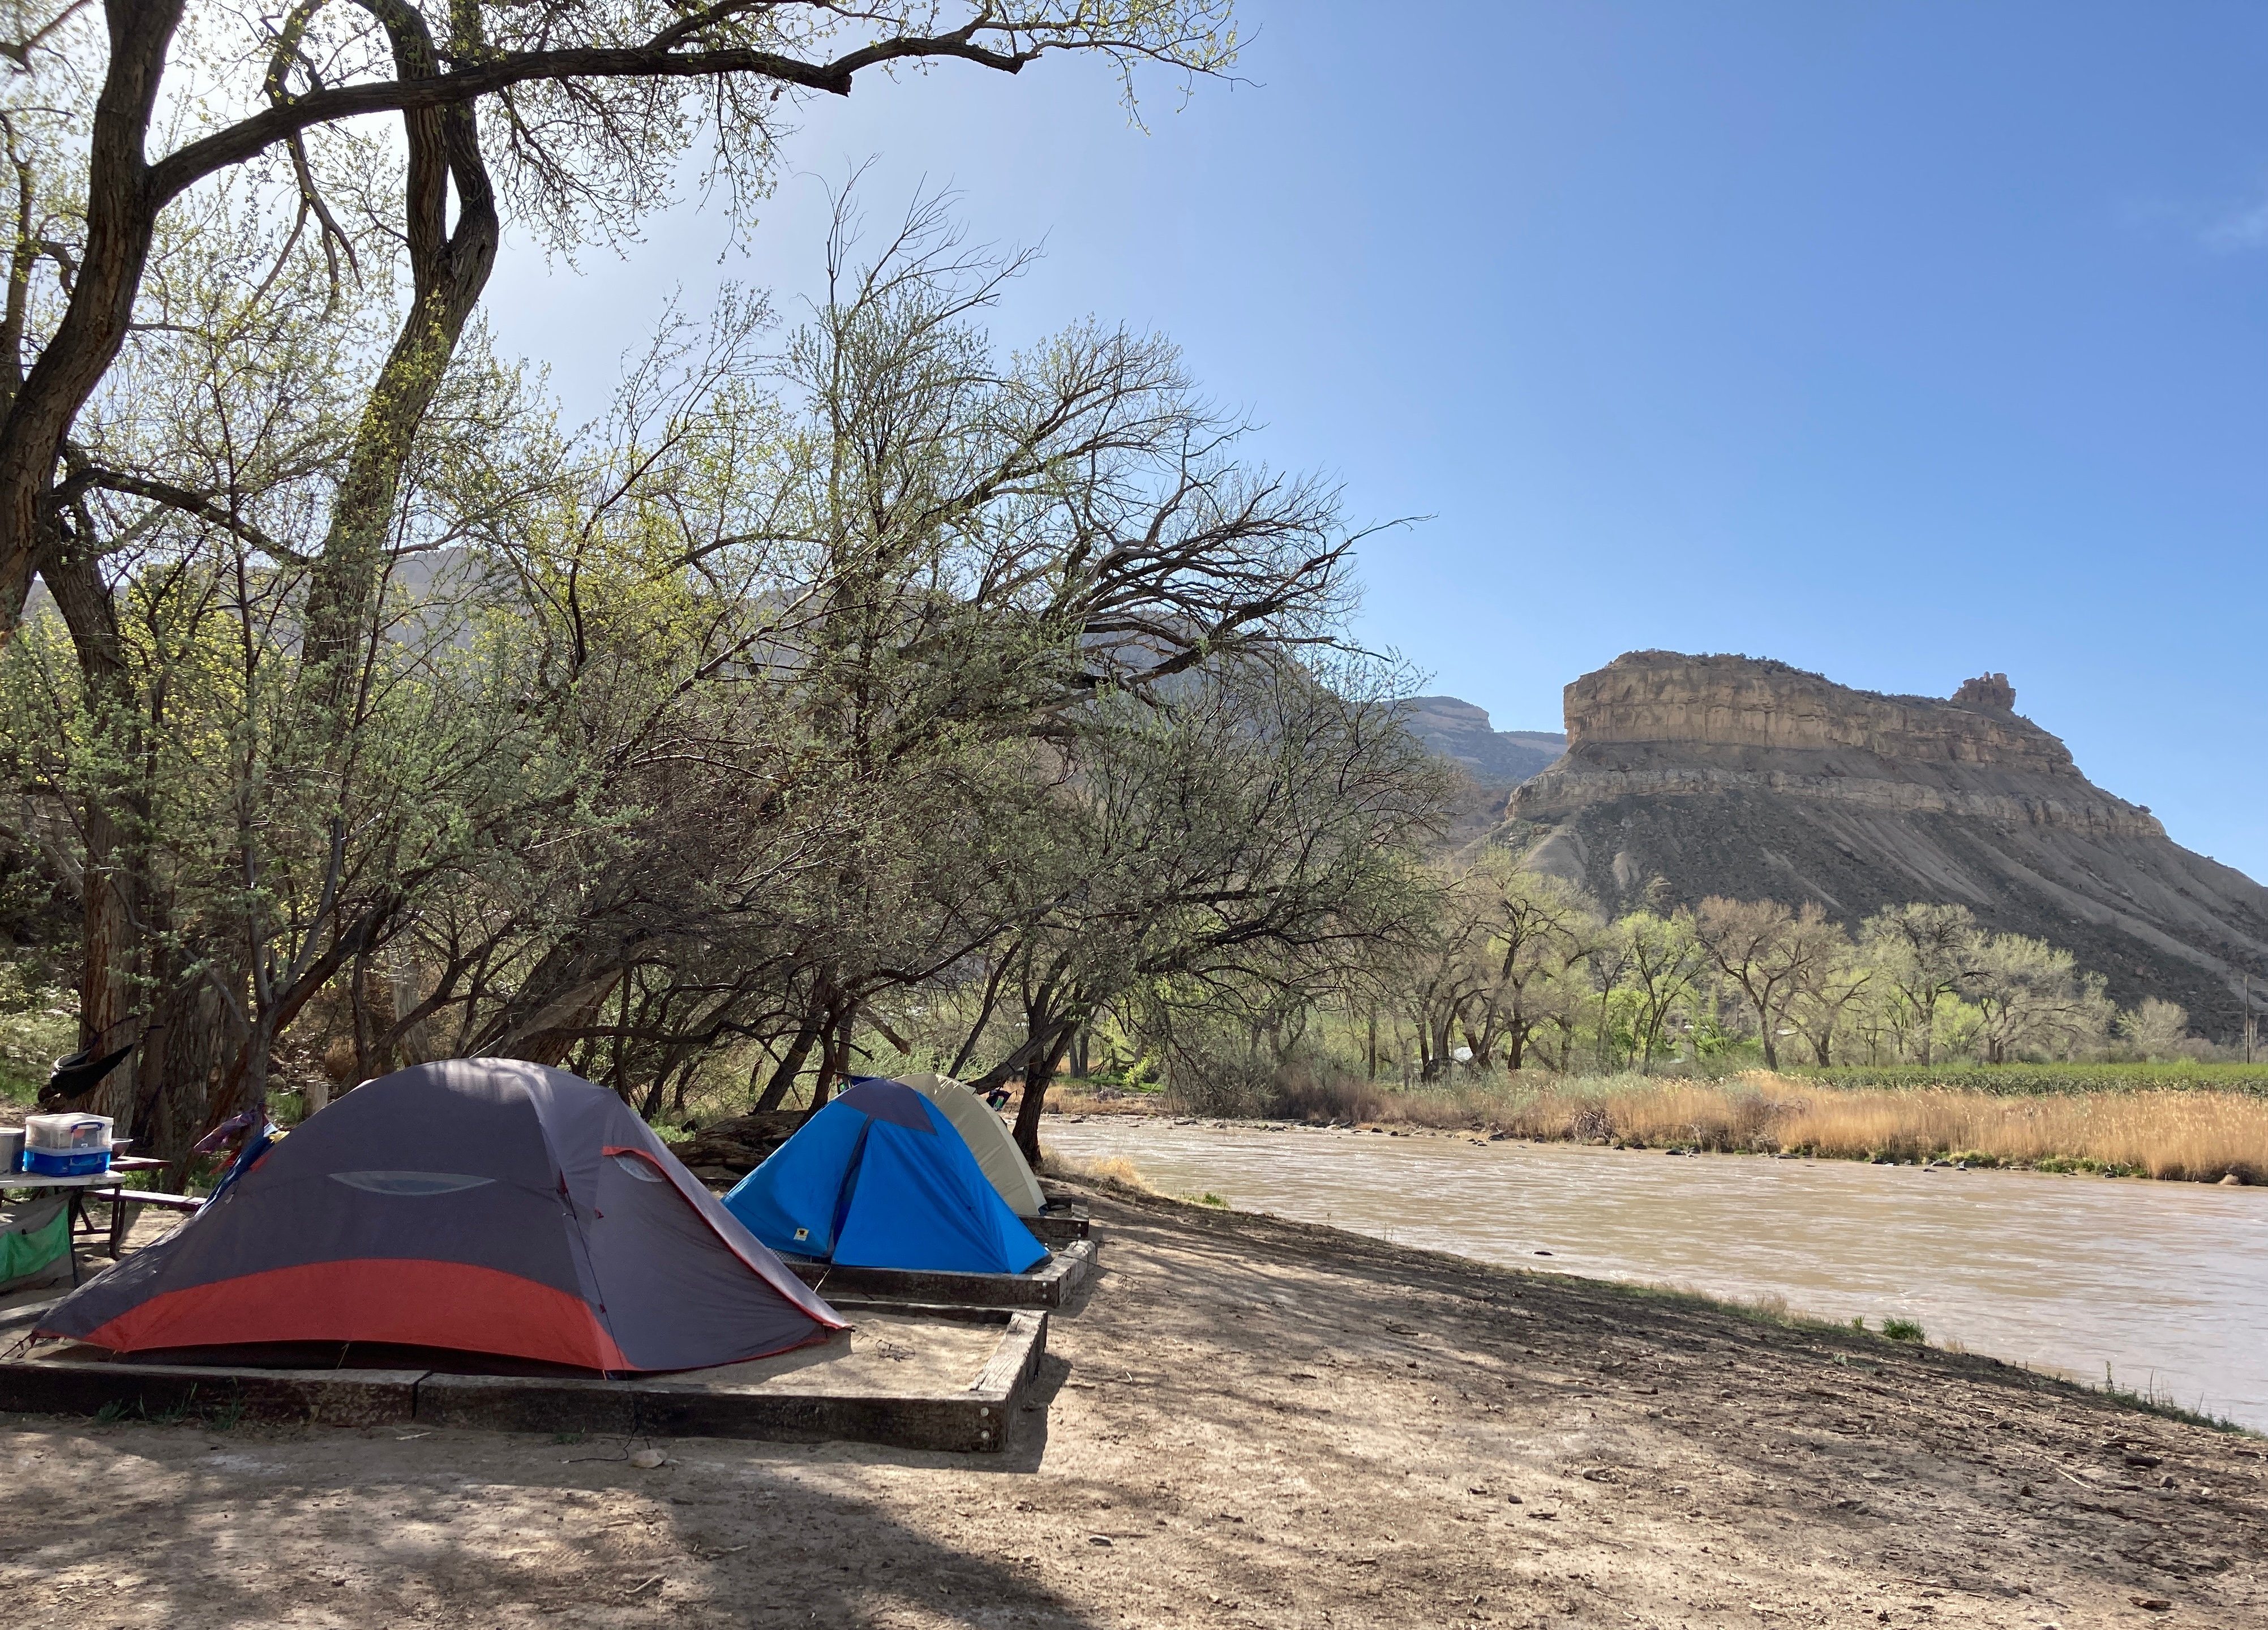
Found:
[1564,654,2067,771]
[1504,652,2268,1035]
[1519,653,2162,838]
[1403,696,1565,786]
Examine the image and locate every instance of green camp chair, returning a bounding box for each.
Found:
[0,1195,72,1294]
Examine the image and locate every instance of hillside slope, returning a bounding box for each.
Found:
[1501,652,2268,1036]
[1401,695,1566,785]
[1399,696,1565,848]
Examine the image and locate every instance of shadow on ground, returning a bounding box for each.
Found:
[2,1181,2263,1629]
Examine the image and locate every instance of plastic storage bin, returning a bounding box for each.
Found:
[25,1113,111,1151]
[0,1127,22,1174]
[23,1146,109,1177]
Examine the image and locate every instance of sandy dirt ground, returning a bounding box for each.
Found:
[2,1183,2264,1629]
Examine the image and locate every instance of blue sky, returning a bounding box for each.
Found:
[487,3,2268,876]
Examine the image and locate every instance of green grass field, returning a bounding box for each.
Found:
[1786,1062,2268,1096]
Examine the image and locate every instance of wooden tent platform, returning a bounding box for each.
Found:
[1030,1205,1090,1247]
[0,1302,1045,1453]
[784,1236,1095,1308]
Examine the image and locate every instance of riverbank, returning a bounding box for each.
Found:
[1045,1071,2268,1184]
[4,1184,2263,1628]
[1040,1121,2268,1427]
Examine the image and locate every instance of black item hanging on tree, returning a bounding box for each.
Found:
[38,1042,136,1108]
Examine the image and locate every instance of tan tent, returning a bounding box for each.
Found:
[892,1072,1046,1219]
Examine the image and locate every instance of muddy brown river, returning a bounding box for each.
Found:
[1045,1117,2268,1430]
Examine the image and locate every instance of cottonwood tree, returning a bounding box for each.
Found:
[1860,902,1978,1067]
[2116,997,2193,1061]
[1782,938,1873,1067]
[297,272,1046,1113]
[3,191,576,1153]
[1693,895,1843,1070]
[451,188,1387,1112]
[1961,932,2109,1064]
[1440,860,1598,1073]
[1355,886,2148,1074]
[974,657,1447,1161]
[112,177,1391,1140]
[1521,966,1598,1074]
[0,1,1240,646]
[1,6,1238,1144]
[1610,908,1704,1073]
[1395,867,1490,1082]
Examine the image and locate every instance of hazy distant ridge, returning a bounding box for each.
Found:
[1401,695,1565,787]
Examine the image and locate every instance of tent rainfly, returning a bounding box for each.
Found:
[724,1079,1048,1275]
[35,1060,845,1373]
[890,1071,1046,1218]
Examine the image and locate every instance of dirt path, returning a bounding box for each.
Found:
[2,1183,2263,1628]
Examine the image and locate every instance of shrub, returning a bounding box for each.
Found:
[1161,1039,1390,1122]
[1161,1049,1277,1118]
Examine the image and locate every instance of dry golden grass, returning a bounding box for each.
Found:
[1036,1070,2268,1183]
[1039,1147,1154,1192]
[1492,1073,2268,1184]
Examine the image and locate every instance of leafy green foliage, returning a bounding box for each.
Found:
[0,961,74,1104]
[1787,1063,2268,1097]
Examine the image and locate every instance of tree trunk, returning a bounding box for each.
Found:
[800,994,854,1122]
[965,1029,1052,1099]
[123,975,230,1168]
[204,911,384,1131]
[473,933,629,1065]
[1010,1018,1076,1168]
[75,801,134,1080]
[946,940,1018,1079]
[349,947,401,1084]
[38,544,144,1119]
[298,8,498,709]
[0,1,185,643]
[754,1009,824,1111]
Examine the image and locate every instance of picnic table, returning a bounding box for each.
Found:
[1,1153,197,1284]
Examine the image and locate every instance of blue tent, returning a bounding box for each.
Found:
[723,1079,1048,1274]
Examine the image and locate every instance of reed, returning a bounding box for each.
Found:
[1044,1066,2268,1183]
[1459,1074,2268,1185]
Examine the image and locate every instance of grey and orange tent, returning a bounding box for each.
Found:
[34,1059,845,1374]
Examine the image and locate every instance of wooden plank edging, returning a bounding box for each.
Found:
[0,1309,1049,1453]
[791,1237,1096,1308]
[0,1359,419,1427]
[1031,1209,1091,1246]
